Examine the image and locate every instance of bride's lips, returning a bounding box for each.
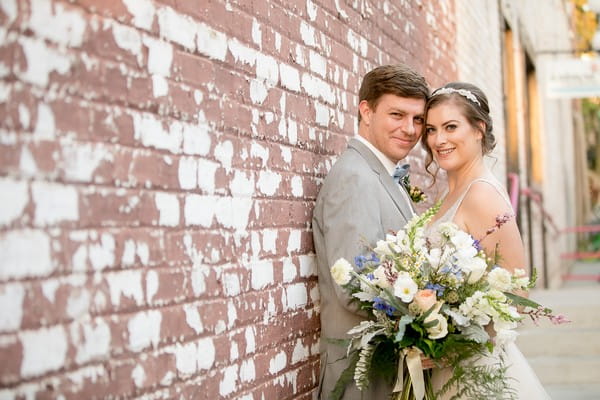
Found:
[436,147,455,158]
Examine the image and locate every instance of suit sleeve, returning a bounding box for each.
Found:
[320,170,384,313]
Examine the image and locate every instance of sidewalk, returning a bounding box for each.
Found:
[516,261,600,400]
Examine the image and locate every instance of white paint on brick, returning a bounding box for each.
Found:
[122,239,136,266]
[300,21,316,47]
[0,177,27,226]
[18,104,31,129]
[123,0,155,30]
[240,358,256,382]
[251,231,261,257]
[245,326,256,353]
[227,197,254,231]
[230,171,254,196]
[107,269,143,306]
[20,147,37,177]
[157,6,196,50]
[306,0,318,20]
[302,73,335,104]
[133,113,182,154]
[292,339,308,363]
[29,0,86,47]
[183,115,211,155]
[225,301,237,328]
[132,364,146,388]
[178,156,197,190]
[262,229,277,254]
[252,18,262,47]
[250,142,269,167]
[229,340,239,361]
[34,103,56,139]
[197,23,228,61]
[190,258,208,296]
[250,261,274,290]
[257,171,282,196]
[18,37,71,87]
[183,304,203,334]
[310,284,320,304]
[214,140,233,172]
[184,194,215,227]
[172,341,197,375]
[275,31,281,51]
[197,158,218,193]
[146,269,158,303]
[0,283,24,331]
[197,337,216,370]
[0,230,52,279]
[220,364,239,397]
[143,36,173,77]
[74,318,111,364]
[269,351,287,374]
[222,272,241,296]
[279,63,300,92]
[41,278,59,303]
[315,101,330,127]
[337,109,345,129]
[160,371,175,386]
[287,230,301,254]
[333,0,349,20]
[193,89,203,104]
[137,241,149,265]
[282,258,297,283]
[62,142,113,182]
[20,325,68,377]
[228,38,257,66]
[151,74,168,97]
[287,118,298,145]
[309,50,327,78]
[299,254,316,277]
[291,175,303,197]
[249,78,268,104]
[89,233,116,271]
[112,22,143,65]
[286,283,307,310]
[155,192,180,227]
[128,310,162,351]
[256,54,279,85]
[0,0,17,23]
[66,288,90,319]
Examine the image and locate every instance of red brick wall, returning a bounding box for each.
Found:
[0,1,456,398]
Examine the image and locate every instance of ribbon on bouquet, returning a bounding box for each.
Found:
[393,347,425,400]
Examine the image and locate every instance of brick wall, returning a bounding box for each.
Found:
[0,1,456,398]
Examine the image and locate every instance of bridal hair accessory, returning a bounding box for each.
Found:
[433,87,481,106]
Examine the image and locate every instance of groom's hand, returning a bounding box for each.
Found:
[420,356,436,369]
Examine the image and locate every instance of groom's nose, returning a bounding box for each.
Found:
[402,118,417,136]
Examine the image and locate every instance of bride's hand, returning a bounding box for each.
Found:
[420,355,436,369]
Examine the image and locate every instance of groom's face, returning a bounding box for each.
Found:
[359,94,425,163]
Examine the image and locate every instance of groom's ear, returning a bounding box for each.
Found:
[359,100,371,125]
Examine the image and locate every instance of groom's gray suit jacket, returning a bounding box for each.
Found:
[312,138,414,399]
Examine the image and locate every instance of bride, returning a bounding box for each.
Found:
[421,82,550,399]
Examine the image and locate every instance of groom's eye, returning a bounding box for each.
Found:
[414,117,424,124]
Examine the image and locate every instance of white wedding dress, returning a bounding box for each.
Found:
[426,172,551,400]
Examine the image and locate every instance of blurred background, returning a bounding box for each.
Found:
[0,0,598,399]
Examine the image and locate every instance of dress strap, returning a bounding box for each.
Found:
[446,177,513,222]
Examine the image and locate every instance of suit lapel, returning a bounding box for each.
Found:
[348,139,414,221]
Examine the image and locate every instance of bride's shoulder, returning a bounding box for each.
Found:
[461,180,512,216]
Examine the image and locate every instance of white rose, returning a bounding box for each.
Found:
[330,258,353,285]
[487,267,513,291]
[374,239,393,256]
[373,266,392,289]
[393,272,418,302]
[450,230,475,250]
[424,309,449,339]
[461,256,487,283]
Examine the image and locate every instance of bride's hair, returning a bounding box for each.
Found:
[421,82,496,181]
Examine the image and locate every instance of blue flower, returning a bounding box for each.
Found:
[473,239,482,251]
[425,283,446,296]
[366,273,375,281]
[373,297,396,316]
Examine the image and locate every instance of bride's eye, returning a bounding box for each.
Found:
[446,124,457,132]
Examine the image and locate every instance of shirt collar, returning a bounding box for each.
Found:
[355,135,397,176]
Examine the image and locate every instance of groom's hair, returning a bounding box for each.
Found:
[358,64,430,122]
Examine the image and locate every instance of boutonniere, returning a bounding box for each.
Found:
[401,175,427,204]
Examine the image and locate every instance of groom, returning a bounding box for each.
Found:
[312,64,429,399]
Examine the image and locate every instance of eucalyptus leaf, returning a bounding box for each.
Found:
[394,315,414,342]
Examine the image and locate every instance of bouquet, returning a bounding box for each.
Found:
[329,205,568,400]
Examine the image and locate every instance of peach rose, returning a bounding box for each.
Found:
[412,289,437,313]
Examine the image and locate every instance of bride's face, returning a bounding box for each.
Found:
[424,102,484,172]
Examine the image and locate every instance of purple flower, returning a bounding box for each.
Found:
[373,297,396,316]
[425,283,446,296]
